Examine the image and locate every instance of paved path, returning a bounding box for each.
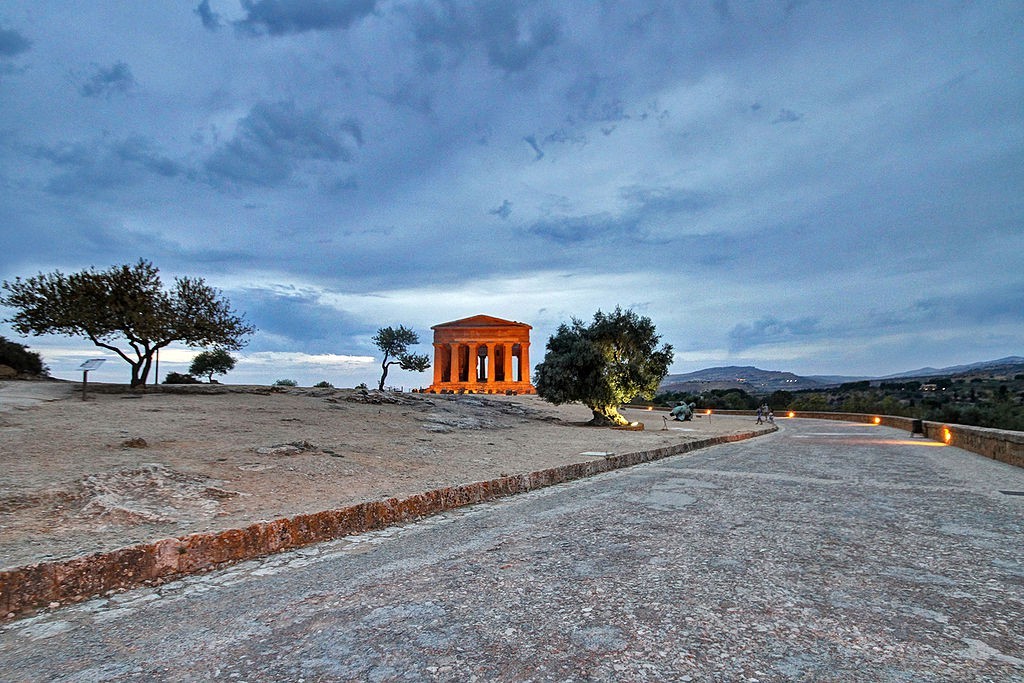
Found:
[2,419,1023,682]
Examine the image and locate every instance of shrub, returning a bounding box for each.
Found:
[314,380,334,388]
[0,336,48,375]
[163,371,200,384]
[274,378,298,387]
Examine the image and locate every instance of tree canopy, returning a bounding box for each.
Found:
[534,306,674,426]
[1,259,254,387]
[372,325,430,390]
[189,348,237,383]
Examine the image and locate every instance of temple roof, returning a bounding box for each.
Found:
[432,314,532,330]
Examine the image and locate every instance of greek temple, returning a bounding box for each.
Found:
[426,315,535,394]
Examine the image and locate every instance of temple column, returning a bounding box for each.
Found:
[449,343,460,384]
[485,343,496,384]
[521,342,531,385]
[432,344,443,386]
[502,342,513,383]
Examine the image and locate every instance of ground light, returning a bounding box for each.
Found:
[943,427,953,444]
[787,411,795,418]
[873,416,881,424]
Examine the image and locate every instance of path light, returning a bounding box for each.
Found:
[647,406,653,411]
[787,411,795,418]
[873,416,881,425]
[943,427,952,444]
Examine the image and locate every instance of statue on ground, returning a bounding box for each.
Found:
[670,401,695,421]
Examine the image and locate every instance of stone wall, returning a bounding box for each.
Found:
[0,427,774,618]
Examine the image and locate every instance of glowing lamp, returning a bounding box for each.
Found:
[787,411,795,418]
[706,409,712,415]
[943,428,952,444]
[873,416,881,425]
[647,406,653,411]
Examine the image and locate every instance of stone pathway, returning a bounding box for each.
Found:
[1,419,1022,681]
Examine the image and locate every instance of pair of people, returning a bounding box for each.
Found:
[756,404,774,424]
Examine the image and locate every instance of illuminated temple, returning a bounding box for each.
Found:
[425,315,535,394]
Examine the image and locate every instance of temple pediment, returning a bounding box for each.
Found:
[432,314,532,330]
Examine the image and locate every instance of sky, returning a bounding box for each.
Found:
[1,1,1022,388]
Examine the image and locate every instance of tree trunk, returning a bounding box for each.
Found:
[130,353,154,388]
[378,361,389,391]
[588,404,628,426]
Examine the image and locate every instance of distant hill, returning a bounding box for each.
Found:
[659,366,824,393]
[659,357,1024,394]
[878,356,1024,380]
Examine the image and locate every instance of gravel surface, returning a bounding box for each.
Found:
[2,419,1022,681]
[0,382,755,569]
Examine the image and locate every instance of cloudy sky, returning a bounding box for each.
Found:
[1,1,1021,387]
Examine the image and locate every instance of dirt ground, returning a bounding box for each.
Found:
[0,380,759,570]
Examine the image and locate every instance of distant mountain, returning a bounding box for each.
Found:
[659,357,1024,394]
[878,356,1024,380]
[660,366,824,393]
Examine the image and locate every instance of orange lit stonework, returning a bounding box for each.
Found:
[426,314,535,394]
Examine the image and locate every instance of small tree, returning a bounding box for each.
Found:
[189,348,236,383]
[372,325,430,391]
[1,259,254,387]
[534,307,674,426]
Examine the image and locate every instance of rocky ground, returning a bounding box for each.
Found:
[0,380,757,570]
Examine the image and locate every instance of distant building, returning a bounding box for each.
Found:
[425,315,535,394]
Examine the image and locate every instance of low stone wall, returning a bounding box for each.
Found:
[693,409,1023,470]
[0,427,774,618]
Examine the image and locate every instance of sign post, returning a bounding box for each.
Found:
[78,359,106,401]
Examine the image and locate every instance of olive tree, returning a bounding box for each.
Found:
[189,348,236,383]
[533,307,674,426]
[372,325,430,390]
[1,259,255,387]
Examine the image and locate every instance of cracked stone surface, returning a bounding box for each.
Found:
[2,419,1022,681]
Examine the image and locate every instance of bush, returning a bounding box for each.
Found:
[314,380,334,388]
[274,378,298,387]
[163,372,200,384]
[0,336,48,375]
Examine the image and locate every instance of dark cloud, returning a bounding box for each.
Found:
[523,135,544,160]
[80,62,135,98]
[909,283,1024,325]
[234,287,365,352]
[773,108,803,124]
[713,0,733,23]
[0,26,31,57]
[35,136,183,195]
[204,101,361,187]
[489,199,511,219]
[728,316,821,353]
[620,186,712,215]
[479,1,560,72]
[528,213,630,244]
[405,0,561,73]
[527,186,713,246]
[319,175,358,193]
[235,0,378,36]
[194,0,223,31]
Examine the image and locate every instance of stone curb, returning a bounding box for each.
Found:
[0,426,776,618]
